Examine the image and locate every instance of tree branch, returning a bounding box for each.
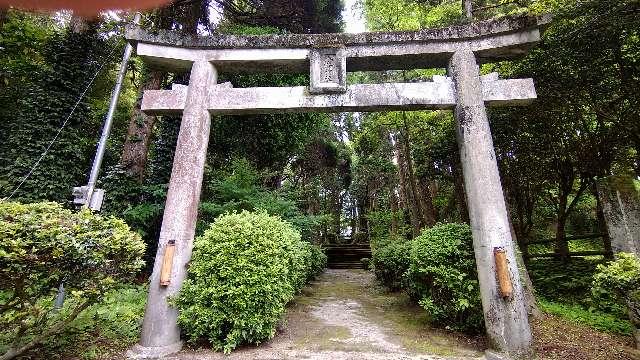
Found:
[0,300,93,360]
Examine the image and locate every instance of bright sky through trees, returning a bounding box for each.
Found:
[342,0,366,33]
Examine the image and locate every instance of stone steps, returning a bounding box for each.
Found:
[325,245,371,269]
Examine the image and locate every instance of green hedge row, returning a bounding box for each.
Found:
[176,210,326,353]
[371,223,483,332]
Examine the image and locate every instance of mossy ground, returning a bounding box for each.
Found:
[160,269,484,359]
[285,269,484,357]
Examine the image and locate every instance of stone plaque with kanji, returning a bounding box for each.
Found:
[309,48,346,94]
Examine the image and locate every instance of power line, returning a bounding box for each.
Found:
[2,47,117,202]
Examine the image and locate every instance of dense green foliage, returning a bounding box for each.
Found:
[32,285,147,360]
[527,258,604,304]
[371,240,412,291]
[0,284,145,360]
[0,13,132,203]
[371,222,483,332]
[405,223,483,332]
[199,158,329,241]
[303,242,328,282]
[0,201,145,359]
[591,253,640,317]
[176,211,325,353]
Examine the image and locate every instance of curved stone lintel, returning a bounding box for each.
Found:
[126,15,549,50]
[127,15,551,73]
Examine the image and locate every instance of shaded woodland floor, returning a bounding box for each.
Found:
[532,312,636,360]
[109,269,636,360]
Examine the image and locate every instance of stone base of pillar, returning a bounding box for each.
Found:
[126,341,183,359]
[484,350,514,360]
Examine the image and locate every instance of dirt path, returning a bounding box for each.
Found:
[171,269,485,360]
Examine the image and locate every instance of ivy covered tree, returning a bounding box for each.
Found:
[0,11,129,203]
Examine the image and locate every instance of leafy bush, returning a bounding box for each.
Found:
[405,223,483,332]
[302,243,327,282]
[371,240,412,291]
[176,211,321,353]
[0,201,145,360]
[198,158,326,240]
[35,285,147,360]
[591,253,640,317]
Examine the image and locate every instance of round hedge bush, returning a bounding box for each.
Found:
[176,211,323,353]
[371,240,412,291]
[405,222,483,332]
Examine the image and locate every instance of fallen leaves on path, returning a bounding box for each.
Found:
[532,313,636,360]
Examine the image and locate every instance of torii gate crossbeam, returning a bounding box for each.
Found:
[126,15,550,360]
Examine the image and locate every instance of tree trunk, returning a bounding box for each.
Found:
[554,174,590,262]
[593,182,613,259]
[555,211,570,262]
[462,0,473,19]
[357,191,368,236]
[401,116,436,229]
[333,189,342,236]
[120,70,164,181]
[634,141,640,179]
[430,179,439,204]
[394,131,421,236]
[69,14,91,33]
[390,188,399,235]
[418,175,437,227]
[453,161,470,223]
[0,7,8,27]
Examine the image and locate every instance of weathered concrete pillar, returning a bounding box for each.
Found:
[448,49,533,359]
[596,175,640,256]
[128,60,216,359]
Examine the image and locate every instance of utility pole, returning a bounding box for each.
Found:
[73,12,142,211]
[60,13,141,311]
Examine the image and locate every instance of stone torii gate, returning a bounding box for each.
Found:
[126,15,549,359]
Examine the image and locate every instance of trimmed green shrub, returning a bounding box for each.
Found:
[302,243,327,281]
[405,223,483,332]
[176,211,321,353]
[0,201,145,360]
[371,240,412,291]
[591,253,640,317]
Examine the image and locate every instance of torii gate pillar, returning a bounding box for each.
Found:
[449,49,533,358]
[128,60,217,358]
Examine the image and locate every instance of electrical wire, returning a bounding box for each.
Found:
[1,47,118,202]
